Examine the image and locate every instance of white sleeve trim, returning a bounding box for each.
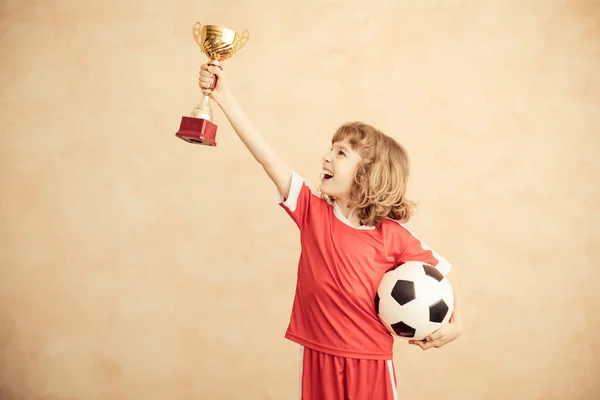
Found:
[277,171,305,213]
[433,254,452,276]
[396,221,453,276]
[406,224,452,276]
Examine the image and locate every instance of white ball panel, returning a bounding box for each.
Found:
[399,299,429,332]
[377,272,403,324]
[393,261,427,281]
[378,298,403,325]
[413,275,443,305]
[378,270,398,296]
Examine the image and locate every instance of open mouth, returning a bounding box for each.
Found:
[323,171,334,180]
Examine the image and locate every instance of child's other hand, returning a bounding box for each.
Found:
[198,63,230,104]
[408,321,463,350]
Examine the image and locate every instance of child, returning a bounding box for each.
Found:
[198,64,463,400]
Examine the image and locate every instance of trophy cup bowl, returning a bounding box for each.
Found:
[175,23,249,146]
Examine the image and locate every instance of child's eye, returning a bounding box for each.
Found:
[338,151,346,156]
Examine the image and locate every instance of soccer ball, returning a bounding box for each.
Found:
[375,261,454,340]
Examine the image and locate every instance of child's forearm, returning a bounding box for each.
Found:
[215,94,292,198]
[217,94,273,164]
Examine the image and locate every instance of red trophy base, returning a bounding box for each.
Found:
[175,116,217,146]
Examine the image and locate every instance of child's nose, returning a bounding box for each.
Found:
[322,152,332,163]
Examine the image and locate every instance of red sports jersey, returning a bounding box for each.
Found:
[278,172,452,360]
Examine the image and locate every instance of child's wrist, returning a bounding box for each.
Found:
[215,91,234,108]
[450,315,463,329]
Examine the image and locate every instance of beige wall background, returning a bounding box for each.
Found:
[1,0,599,399]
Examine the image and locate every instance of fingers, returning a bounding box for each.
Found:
[199,64,222,76]
[426,330,443,342]
[198,74,213,90]
[423,340,440,349]
[408,324,463,350]
[408,340,426,350]
[207,64,222,76]
[198,64,223,90]
[198,70,216,90]
[408,337,443,350]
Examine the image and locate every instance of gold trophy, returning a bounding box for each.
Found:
[175,22,249,146]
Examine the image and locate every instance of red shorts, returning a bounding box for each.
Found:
[299,346,398,400]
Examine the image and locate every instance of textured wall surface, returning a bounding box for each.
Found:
[1,0,599,399]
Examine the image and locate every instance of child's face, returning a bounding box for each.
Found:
[320,138,362,201]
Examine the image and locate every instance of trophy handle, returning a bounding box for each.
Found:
[235,30,250,52]
[192,22,202,47]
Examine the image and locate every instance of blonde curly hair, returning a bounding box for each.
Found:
[324,121,416,226]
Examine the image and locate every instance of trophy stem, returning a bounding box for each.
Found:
[190,93,213,121]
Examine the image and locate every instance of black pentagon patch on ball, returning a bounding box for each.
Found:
[391,321,416,337]
[374,293,380,314]
[423,264,444,282]
[429,299,450,323]
[391,280,416,305]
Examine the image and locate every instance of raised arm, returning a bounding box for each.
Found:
[198,64,292,199]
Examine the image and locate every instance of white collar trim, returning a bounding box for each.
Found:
[331,201,376,230]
